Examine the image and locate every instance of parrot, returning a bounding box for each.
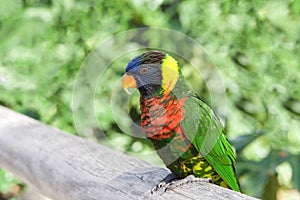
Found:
[122,50,241,192]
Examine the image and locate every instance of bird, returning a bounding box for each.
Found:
[122,50,241,192]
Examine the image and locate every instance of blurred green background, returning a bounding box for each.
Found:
[0,0,300,199]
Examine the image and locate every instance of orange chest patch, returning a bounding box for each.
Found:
[140,95,187,139]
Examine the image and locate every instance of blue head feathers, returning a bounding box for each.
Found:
[126,55,142,72]
[126,51,166,72]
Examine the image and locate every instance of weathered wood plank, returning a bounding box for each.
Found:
[0,106,258,200]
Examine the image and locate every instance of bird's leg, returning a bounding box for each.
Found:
[151,174,213,194]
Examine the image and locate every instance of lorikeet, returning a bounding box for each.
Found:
[122,50,241,192]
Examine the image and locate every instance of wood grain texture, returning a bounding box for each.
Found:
[0,106,258,200]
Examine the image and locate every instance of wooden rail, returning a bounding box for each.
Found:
[0,106,258,200]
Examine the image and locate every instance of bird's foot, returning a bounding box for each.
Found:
[151,174,213,194]
[151,173,177,194]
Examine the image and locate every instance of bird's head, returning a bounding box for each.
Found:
[122,50,179,97]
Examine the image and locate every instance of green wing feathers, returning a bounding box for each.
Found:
[182,96,241,192]
[204,134,241,192]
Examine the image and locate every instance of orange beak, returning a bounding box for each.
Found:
[122,73,137,88]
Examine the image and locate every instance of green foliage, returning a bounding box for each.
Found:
[0,170,24,199]
[0,171,18,193]
[0,0,299,199]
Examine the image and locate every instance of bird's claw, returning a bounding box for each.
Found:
[151,173,177,194]
[151,175,213,194]
[151,181,167,194]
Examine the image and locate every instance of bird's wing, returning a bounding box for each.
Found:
[181,95,240,192]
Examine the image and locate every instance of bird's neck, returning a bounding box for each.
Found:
[139,73,191,101]
[138,84,161,98]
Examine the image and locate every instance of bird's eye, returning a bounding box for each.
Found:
[140,67,150,74]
